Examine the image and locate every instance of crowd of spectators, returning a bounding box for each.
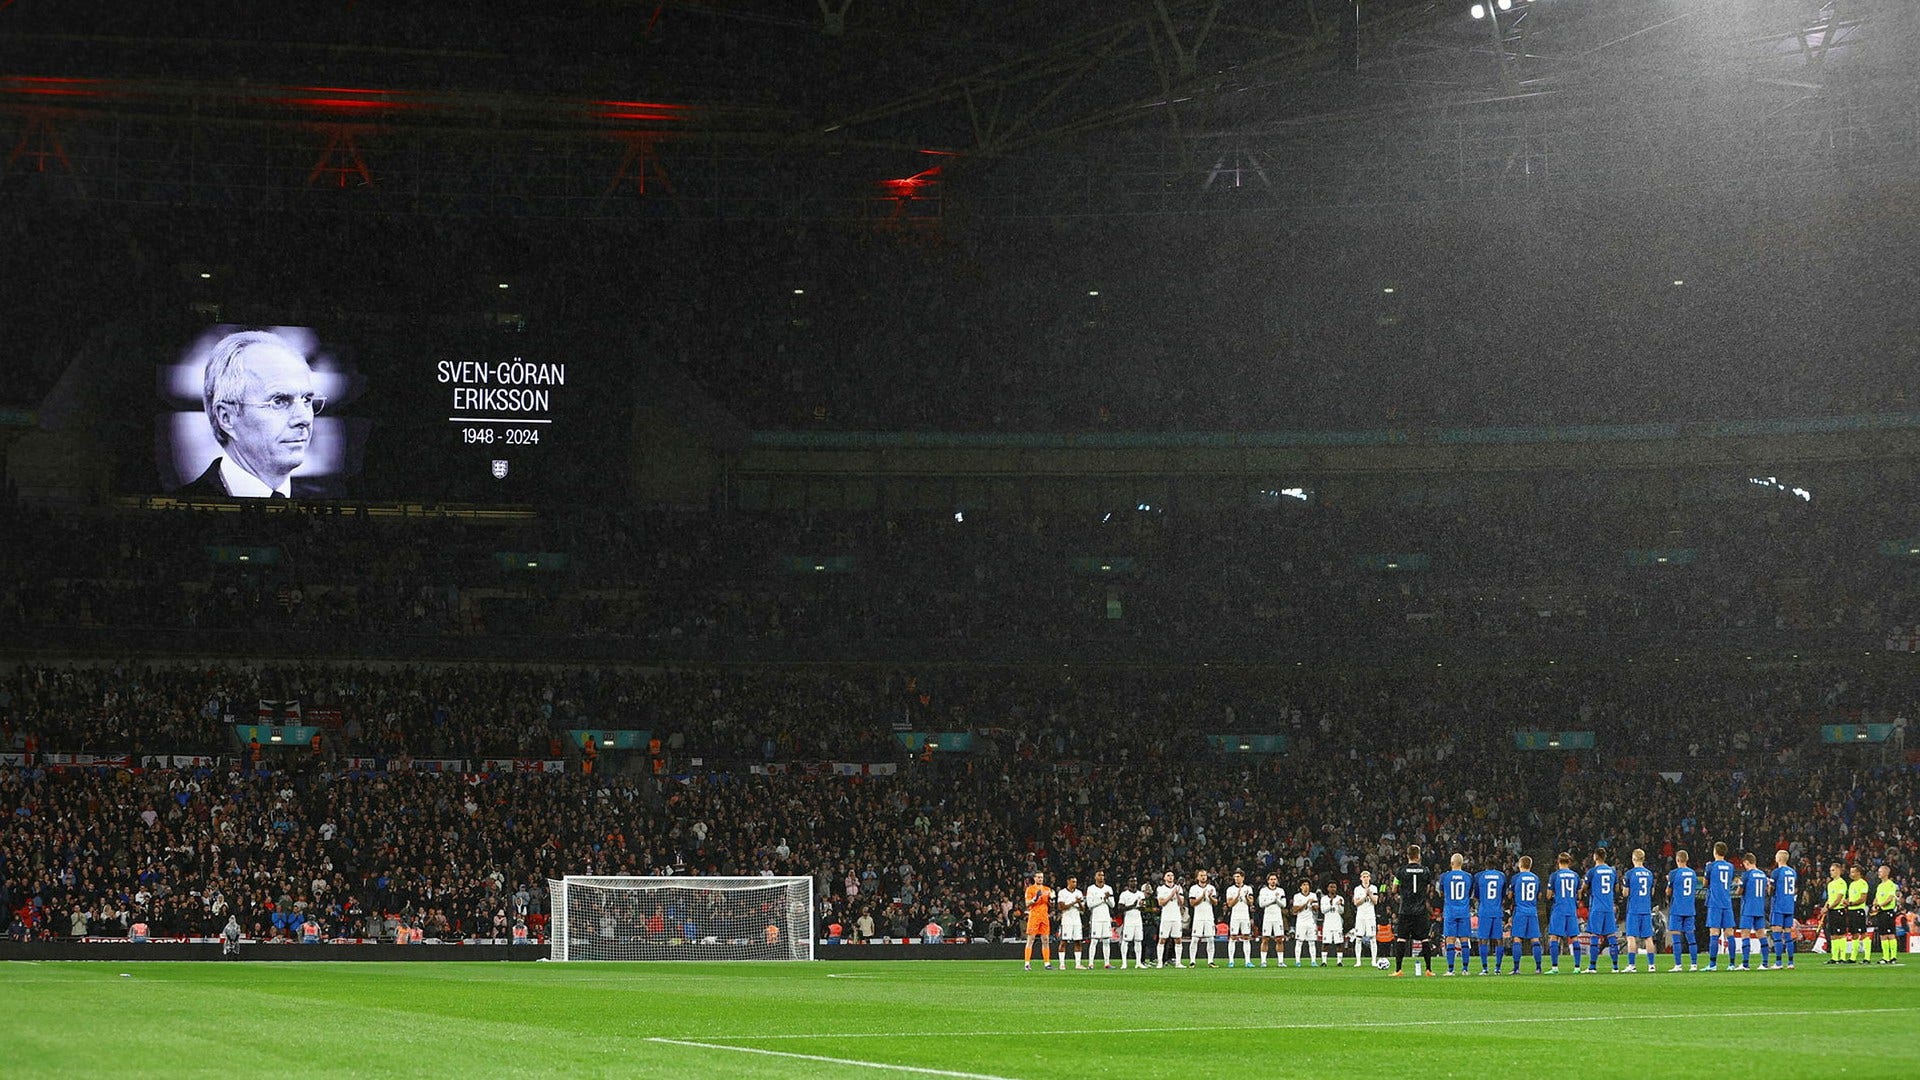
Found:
[3,655,1910,767]
[4,659,1915,945]
[2,491,1917,663]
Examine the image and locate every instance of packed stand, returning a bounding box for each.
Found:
[2,492,1917,662]
[4,661,1914,945]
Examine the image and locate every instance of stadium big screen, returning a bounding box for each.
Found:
[136,320,624,503]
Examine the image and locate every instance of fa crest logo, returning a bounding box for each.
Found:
[490,459,509,479]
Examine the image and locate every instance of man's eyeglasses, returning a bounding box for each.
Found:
[224,392,325,415]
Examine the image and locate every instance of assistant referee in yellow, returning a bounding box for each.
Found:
[1870,866,1902,965]
[1824,863,1851,963]
[1845,865,1871,962]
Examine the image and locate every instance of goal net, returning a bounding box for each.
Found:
[547,876,815,961]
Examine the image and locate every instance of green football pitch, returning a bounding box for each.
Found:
[3,958,1916,1078]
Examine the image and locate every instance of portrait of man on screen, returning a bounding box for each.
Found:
[176,329,324,499]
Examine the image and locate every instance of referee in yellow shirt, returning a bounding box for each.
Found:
[1871,866,1902,965]
[1824,864,1849,964]
[1845,866,1871,963]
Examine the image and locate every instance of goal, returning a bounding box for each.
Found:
[547,876,815,961]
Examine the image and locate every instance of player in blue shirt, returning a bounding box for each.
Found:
[1473,863,1507,974]
[1738,852,1771,970]
[1546,852,1583,973]
[1703,840,1737,970]
[1439,853,1473,975]
[1769,849,1798,970]
[1507,855,1544,974]
[1668,850,1700,971]
[1622,849,1656,972]
[1583,849,1620,972]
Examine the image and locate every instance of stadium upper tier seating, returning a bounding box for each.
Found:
[2,494,1915,663]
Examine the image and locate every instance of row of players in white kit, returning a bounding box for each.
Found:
[1047,868,1383,968]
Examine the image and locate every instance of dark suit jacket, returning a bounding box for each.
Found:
[175,459,237,497]
[175,458,320,499]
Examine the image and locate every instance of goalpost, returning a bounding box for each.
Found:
[547,876,815,961]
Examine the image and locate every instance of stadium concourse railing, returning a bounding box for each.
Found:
[0,622,1880,666]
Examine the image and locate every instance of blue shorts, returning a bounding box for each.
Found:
[1706,904,1735,930]
[1739,913,1768,932]
[1509,912,1541,940]
[1475,918,1504,940]
[1668,913,1695,936]
[1444,915,1473,939]
[1769,913,1795,930]
[1548,910,1581,938]
[1586,911,1617,937]
[1624,913,1654,939]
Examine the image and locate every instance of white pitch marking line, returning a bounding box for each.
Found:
[695,1006,1916,1042]
[649,1038,1024,1080]
[825,973,881,978]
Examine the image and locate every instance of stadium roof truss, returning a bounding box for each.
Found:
[0,0,1912,220]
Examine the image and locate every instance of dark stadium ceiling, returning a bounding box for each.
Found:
[1,0,1914,216]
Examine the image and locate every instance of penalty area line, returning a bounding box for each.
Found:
[648,1038,1024,1080]
[698,1005,1917,1042]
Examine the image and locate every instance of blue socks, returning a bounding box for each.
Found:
[1588,936,1618,970]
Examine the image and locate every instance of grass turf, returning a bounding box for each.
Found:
[3,957,1916,1078]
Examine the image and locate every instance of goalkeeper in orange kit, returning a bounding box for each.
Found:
[1024,870,1055,970]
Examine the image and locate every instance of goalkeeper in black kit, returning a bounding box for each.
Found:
[1391,845,1434,977]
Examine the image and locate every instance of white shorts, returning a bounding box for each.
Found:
[1321,920,1345,944]
[1060,913,1084,941]
[1229,910,1253,936]
[1262,910,1286,937]
[1190,907,1215,935]
[1122,914,1144,942]
[1354,914,1378,939]
[1295,918,1318,940]
[1159,912,1183,938]
[1087,910,1111,939]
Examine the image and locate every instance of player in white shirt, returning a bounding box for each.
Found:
[1083,871,1116,969]
[1258,872,1288,967]
[1187,869,1219,968]
[1291,879,1321,967]
[1155,871,1186,968]
[1319,882,1347,966]
[1351,870,1381,968]
[1116,880,1147,969]
[1224,870,1255,968]
[1056,876,1086,970]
